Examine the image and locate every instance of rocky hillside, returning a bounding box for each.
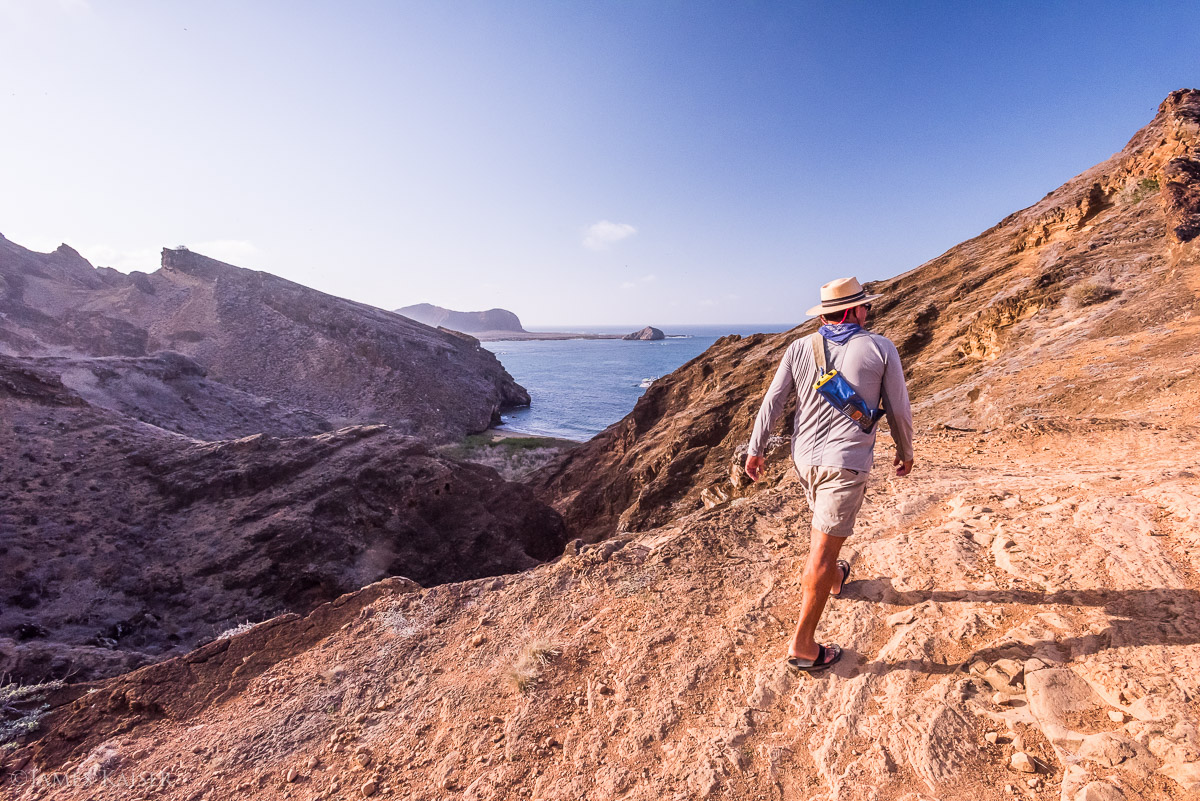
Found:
[396,303,527,335]
[10,351,332,440]
[533,88,1200,542]
[0,243,530,441]
[0,356,565,684]
[3,91,1199,801]
[8,423,1199,800]
[0,240,562,686]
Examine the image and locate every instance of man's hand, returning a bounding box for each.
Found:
[745,454,765,482]
[894,455,914,477]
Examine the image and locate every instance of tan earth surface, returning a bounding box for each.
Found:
[8,425,1199,801]
[3,91,1200,800]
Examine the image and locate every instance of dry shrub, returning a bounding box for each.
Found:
[508,639,560,693]
[1,679,64,750]
[1070,281,1120,307]
[462,446,562,481]
[215,620,257,640]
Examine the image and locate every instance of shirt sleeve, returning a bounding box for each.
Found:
[880,339,914,462]
[747,342,798,457]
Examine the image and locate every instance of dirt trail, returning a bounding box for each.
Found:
[8,425,1199,801]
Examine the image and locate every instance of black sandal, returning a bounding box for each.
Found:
[787,643,843,673]
[830,559,851,596]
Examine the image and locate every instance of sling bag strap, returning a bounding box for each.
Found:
[809,333,827,374]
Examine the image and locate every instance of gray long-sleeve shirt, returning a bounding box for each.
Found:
[747,331,913,473]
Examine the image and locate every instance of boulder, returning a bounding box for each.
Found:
[1073,782,1126,801]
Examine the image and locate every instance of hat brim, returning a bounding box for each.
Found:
[805,292,884,318]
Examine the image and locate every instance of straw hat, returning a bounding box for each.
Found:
[805,277,883,317]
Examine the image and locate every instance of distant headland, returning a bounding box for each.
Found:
[395,303,671,342]
[395,303,527,334]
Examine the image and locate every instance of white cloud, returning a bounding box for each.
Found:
[189,239,261,266]
[619,273,656,290]
[583,220,637,251]
[79,239,260,273]
[0,0,91,22]
[78,244,160,273]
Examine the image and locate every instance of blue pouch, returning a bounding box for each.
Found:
[810,335,884,433]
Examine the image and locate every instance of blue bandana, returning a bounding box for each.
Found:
[818,323,862,344]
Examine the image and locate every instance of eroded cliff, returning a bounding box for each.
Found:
[0,243,530,440]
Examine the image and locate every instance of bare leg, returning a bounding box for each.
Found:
[788,527,847,661]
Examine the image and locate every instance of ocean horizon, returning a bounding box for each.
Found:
[486,323,796,441]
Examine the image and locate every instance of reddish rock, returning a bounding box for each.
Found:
[535,89,1200,542]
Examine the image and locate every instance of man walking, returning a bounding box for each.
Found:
[745,277,914,672]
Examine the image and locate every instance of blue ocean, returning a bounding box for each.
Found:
[486,324,793,441]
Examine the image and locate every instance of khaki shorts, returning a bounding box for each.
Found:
[795,465,869,538]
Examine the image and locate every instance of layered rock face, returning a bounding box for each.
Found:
[534,88,1200,541]
[0,243,530,440]
[396,303,527,335]
[0,356,565,683]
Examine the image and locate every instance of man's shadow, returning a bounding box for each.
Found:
[830,577,1200,676]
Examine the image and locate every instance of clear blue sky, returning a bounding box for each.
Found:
[2,1,1197,326]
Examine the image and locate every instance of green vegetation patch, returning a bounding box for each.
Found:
[1126,176,1160,203]
[489,435,567,452]
[443,434,577,481]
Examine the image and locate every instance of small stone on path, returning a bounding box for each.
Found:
[1011,751,1036,773]
[1074,782,1126,801]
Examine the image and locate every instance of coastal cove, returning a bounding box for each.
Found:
[486,324,793,441]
